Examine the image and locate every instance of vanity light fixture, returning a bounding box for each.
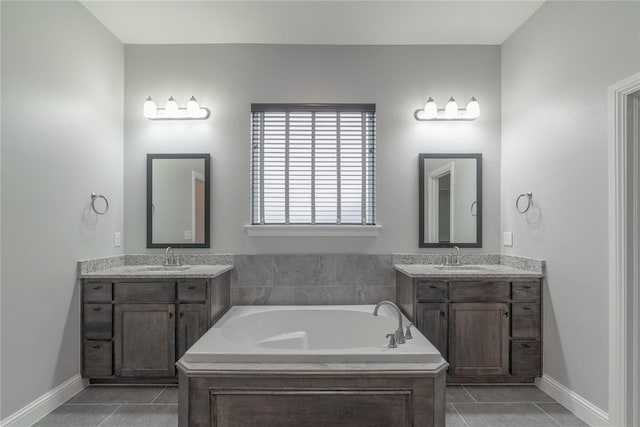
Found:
[143,96,211,120]
[414,96,480,121]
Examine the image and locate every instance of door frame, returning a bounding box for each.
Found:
[191,170,205,243]
[608,72,640,427]
[427,162,455,243]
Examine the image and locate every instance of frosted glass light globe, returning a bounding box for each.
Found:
[466,97,480,119]
[423,97,438,119]
[165,96,179,115]
[143,96,157,118]
[444,97,459,119]
[186,96,200,117]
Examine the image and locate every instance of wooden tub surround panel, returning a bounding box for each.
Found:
[177,366,447,427]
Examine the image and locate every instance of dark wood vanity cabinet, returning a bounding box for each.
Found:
[81,273,230,383]
[399,273,542,383]
[416,303,448,359]
[114,303,176,377]
[176,303,208,358]
[449,302,510,377]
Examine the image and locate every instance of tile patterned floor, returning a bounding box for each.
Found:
[34,386,178,427]
[446,386,590,427]
[35,385,589,426]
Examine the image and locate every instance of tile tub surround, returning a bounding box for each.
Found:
[231,254,396,305]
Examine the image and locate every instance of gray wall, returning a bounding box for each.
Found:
[501,1,640,411]
[123,44,502,254]
[0,1,124,418]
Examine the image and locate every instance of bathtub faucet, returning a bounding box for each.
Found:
[373,301,406,345]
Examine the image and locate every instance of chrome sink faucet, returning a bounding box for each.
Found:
[164,246,181,266]
[450,246,461,266]
[373,300,406,345]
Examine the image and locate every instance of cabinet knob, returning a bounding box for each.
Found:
[523,306,532,311]
[92,307,102,312]
[92,286,101,290]
[522,344,531,349]
[188,286,196,290]
[440,311,446,318]
[504,311,509,317]
[180,312,184,318]
[523,286,532,289]
[91,344,101,349]
[169,312,173,319]
[430,285,437,289]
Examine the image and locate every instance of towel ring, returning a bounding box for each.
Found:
[470,201,478,217]
[90,193,109,215]
[516,192,533,214]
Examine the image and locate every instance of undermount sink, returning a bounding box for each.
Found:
[433,265,487,271]
[138,265,192,271]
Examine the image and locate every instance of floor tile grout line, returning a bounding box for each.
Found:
[533,402,564,427]
[96,404,121,427]
[450,403,471,427]
[452,401,557,404]
[461,385,479,403]
[150,386,167,404]
[64,403,178,406]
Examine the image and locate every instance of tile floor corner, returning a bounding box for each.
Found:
[34,386,177,427]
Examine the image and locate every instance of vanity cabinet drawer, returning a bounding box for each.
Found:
[512,281,541,301]
[511,340,541,377]
[512,303,541,339]
[177,281,207,302]
[83,304,112,340]
[83,341,113,377]
[113,282,174,303]
[449,282,510,302]
[416,281,447,302]
[83,282,112,302]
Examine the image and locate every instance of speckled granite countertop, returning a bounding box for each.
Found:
[393,263,543,279]
[79,264,233,279]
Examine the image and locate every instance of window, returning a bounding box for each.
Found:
[251,104,376,225]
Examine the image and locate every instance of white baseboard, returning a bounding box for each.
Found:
[536,374,609,427]
[0,374,88,427]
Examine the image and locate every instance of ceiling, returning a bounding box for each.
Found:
[80,1,545,45]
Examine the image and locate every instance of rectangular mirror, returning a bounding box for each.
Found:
[147,153,210,248]
[419,153,482,248]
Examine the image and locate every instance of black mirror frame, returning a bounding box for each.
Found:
[147,153,211,248]
[418,153,482,248]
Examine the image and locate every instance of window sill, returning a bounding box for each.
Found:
[244,224,382,237]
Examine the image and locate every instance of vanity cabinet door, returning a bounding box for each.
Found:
[449,302,510,376]
[416,303,448,359]
[177,303,208,359]
[114,304,175,377]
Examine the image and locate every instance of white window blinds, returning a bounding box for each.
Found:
[251,104,376,225]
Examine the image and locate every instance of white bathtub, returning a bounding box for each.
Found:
[182,305,443,364]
